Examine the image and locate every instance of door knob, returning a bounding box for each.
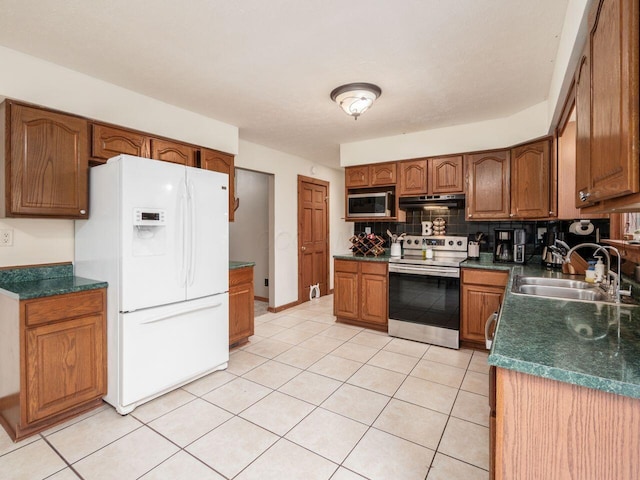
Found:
[301,246,307,251]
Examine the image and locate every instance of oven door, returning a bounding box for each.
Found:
[388,264,460,348]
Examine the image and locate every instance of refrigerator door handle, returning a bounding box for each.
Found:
[140,302,223,325]
[187,180,197,287]
[178,181,188,288]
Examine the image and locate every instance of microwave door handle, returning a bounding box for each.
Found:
[485,311,499,349]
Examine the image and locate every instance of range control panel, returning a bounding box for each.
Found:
[402,235,468,252]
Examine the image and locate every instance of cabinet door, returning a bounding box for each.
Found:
[201,148,235,221]
[91,123,149,161]
[334,270,359,320]
[345,166,370,188]
[461,284,504,344]
[8,103,89,218]
[465,151,510,220]
[583,0,639,203]
[360,272,388,326]
[574,46,594,208]
[150,138,196,166]
[398,159,428,196]
[429,155,464,194]
[370,163,397,186]
[25,314,106,423]
[229,267,255,345]
[510,140,551,218]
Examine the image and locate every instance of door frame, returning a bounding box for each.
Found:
[297,175,330,304]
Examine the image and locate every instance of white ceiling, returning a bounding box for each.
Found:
[0,0,569,168]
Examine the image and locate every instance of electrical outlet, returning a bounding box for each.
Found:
[0,229,13,247]
[365,227,372,234]
[537,227,547,240]
[264,278,269,287]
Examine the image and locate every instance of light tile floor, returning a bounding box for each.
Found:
[0,294,490,480]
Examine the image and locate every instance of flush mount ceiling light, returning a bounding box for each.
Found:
[330,82,382,120]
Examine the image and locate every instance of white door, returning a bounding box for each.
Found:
[185,167,229,299]
[119,294,229,412]
[119,156,187,311]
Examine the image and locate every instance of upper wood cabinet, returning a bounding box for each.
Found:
[397,156,464,197]
[465,150,510,220]
[574,0,639,208]
[370,163,397,186]
[429,155,464,194]
[510,139,551,218]
[201,148,235,221]
[345,163,396,188]
[398,159,428,196]
[345,166,370,187]
[92,123,196,166]
[92,123,149,161]
[1,101,89,218]
[150,138,196,166]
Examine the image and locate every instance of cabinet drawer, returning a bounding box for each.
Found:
[462,269,508,288]
[229,266,253,288]
[361,262,388,275]
[335,259,359,273]
[23,289,106,327]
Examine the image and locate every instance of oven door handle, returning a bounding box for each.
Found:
[485,311,499,349]
[389,265,459,277]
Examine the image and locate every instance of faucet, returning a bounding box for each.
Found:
[563,243,632,303]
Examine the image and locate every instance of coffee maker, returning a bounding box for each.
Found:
[494,229,514,263]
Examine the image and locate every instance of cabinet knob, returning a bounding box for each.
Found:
[549,211,555,215]
[579,191,591,202]
[80,209,86,215]
[509,213,515,218]
[468,214,473,218]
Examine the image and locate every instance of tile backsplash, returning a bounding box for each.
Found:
[354,208,610,257]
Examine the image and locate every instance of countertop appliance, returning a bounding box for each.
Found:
[75,155,229,414]
[494,229,514,263]
[388,235,468,349]
[514,228,526,263]
[347,191,393,218]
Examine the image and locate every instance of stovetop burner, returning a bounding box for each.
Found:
[389,235,468,267]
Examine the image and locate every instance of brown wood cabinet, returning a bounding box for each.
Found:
[345,163,397,188]
[460,268,508,348]
[429,155,464,194]
[229,266,254,346]
[495,367,640,479]
[510,139,552,218]
[1,100,89,218]
[0,288,106,441]
[574,0,639,209]
[91,123,196,167]
[201,148,236,222]
[334,259,388,330]
[398,159,428,196]
[150,138,196,166]
[465,150,510,220]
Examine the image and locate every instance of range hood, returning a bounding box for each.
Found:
[399,193,465,209]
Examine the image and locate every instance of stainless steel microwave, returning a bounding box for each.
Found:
[347,191,393,218]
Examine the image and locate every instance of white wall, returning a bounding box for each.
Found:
[340,102,549,166]
[229,169,270,299]
[0,46,238,268]
[235,140,352,308]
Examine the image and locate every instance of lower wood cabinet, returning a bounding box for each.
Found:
[229,266,254,346]
[0,288,107,441]
[460,268,508,348]
[334,259,388,331]
[495,367,640,479]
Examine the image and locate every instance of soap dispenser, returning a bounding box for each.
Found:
[594,256,605,283]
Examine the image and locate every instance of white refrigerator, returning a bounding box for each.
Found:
[75,154,229,414]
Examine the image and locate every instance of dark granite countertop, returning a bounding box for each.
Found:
[474,255,640,399]
[0,264,107,300]
[229,261,256,270]
[333,253,392,262]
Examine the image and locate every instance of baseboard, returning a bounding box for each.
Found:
[254,296,268,302]
[267,299,301,313]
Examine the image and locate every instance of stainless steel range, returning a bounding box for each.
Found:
[388,235,468,349]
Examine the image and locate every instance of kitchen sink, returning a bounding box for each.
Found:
[510,275,638,305]
[515,284,610,302]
